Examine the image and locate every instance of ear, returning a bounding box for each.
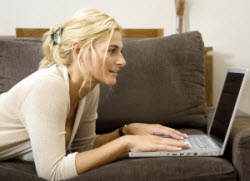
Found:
[72,42,81,56]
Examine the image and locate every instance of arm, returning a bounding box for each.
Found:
[20,77,77,181]
[93,123,188,149]
[93,129,120,148]
[75,134,190,175]
[75,135,128,174]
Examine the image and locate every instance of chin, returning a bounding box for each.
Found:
[103,77,117,86]
[107,80,116,86]
[97,74,117,86]
[98,79,116,86]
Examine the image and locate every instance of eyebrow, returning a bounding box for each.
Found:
[109,45,123,49]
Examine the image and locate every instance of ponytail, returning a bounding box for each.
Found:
[39,23,70,69]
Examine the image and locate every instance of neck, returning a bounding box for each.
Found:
[67,65,98,109]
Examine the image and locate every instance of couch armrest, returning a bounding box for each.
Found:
[228,117,250,181]
[206,107,250,180]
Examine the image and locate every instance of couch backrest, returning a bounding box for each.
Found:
[0,38,43,93]
[0,31,207,133]
[97,31,207,133]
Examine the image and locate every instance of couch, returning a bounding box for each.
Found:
[0,31,250,181]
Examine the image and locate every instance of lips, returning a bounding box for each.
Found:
[109,70,118,73]
[109,69,119,73]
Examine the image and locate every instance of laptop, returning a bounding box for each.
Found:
[128,68,248,157]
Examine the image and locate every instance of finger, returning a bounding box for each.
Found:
[148,126,183,139]
[158,129,185,140]
[162,138,191,149]
[164,127,188,139]
[166,131,185,140]
[168,128,188,138]
[153,144,183,152]
[150,125,188,140]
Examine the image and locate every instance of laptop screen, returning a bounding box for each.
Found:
[209,71,245,145]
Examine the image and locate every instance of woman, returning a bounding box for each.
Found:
[0,8,190,180]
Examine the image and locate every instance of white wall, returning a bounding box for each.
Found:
[1,0,250,113]
[0,0,172,35]
[185,0,250,114]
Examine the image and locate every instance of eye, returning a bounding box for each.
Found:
[108,49,115,54]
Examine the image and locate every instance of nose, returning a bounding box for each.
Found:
[116,53,126,67]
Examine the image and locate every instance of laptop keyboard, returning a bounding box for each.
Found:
[187,137,213,150]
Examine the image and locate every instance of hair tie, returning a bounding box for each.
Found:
[50,27,63,45]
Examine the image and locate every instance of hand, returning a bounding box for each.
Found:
[125,135,191,152]
[123,123,188,140]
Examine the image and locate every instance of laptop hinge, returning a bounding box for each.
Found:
[208,135,223,149]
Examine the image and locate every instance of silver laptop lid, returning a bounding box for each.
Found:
[208,68,248,154]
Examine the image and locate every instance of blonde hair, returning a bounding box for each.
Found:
[39,8,121,98]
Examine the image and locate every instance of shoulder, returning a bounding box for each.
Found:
[3,65,69,105]
[34,75,67,93]
[20,74,70,119]
[21,67,70,109]
[31,74,69,103]
[28,66,68,96]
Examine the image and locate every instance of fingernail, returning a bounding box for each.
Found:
[176,147,182,150]
[180,137,184,140]
[184,134,188,137]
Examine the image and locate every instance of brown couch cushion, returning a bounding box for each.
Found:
[0,129,236,181]
[0,38,43,93]
[97,31,207,133]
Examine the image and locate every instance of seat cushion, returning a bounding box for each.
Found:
[80,157,236,181]
[0,160,45,181]
[0,129,237,181]
[0,157,236,181]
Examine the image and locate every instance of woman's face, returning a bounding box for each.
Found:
[91,30,126,86]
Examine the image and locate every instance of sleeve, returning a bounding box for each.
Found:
[71,84,100,153]
[19,77,78,181]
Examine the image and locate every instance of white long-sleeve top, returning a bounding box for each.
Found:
[0,64,99,180]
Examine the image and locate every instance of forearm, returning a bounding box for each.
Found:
[93,128,120,148]
[75,135,130,175]
[93,124,132,148]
